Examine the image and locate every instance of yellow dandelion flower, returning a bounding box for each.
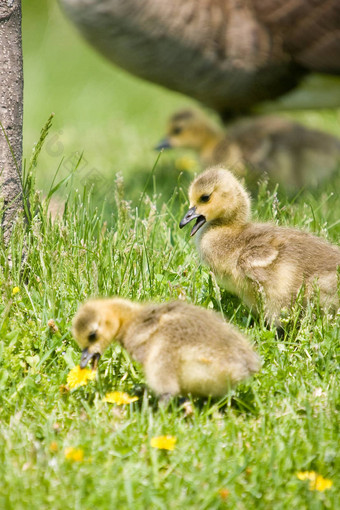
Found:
[64,447,84,462]
[12,286,20,296]
[66,365,96,389]
[312,475,333,492]
[175,157,197,172]
[150,435,176,451]
[102,391,139,405]
[49,441,58,452]
[297,471,333,491]
[218,489,230,500]
[297,471,313,481]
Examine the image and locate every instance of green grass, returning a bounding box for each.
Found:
[0,163,339,509]
[0,0,339,508]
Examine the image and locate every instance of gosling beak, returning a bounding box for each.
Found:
[179,206,206,236]
[80,348,101,369]
[154,138,172,151]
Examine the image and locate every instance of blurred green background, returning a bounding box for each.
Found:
[22,0,198,204]
[22,0,340,207]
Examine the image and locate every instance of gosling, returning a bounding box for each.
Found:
[72,298,260,399]
[156,109,340,193]
[179,166,340,323]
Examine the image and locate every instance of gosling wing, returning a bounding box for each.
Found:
[237,241,280,283]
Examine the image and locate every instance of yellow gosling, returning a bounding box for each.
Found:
[157,109,340,193]
[72,298,260,400]
[179,166,340,323]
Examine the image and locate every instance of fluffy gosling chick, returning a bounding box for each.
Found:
[156,109,340,192]
[179,167,340,322]
[72,298,260,399]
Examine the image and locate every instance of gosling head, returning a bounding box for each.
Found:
[179,166,251,236]
[155,109,222,152]
[72,298,134,369]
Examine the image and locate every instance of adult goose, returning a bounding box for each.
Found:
[60,0,340,117]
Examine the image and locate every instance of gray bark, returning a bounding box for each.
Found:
[0,0,24,243]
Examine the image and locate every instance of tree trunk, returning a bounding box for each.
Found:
[0,0,24,244]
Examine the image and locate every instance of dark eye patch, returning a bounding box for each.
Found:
[200,194,211,203]
[171,126,183,136]
[88,331,97,342]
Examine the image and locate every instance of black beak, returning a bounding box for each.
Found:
[154,138,172,151]
[179,206,207,236]
[80,348,101,369]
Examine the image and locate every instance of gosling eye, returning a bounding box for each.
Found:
[88,331,97,342]
[200,194,211,203]
[171,126,183,136]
